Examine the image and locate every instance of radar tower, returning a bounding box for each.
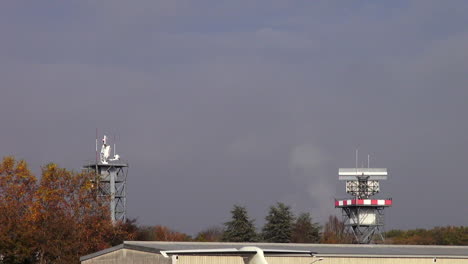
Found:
[335,154,392,243]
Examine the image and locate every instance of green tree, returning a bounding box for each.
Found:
[291,212,321,243]
[222,205,257,242]
[262,202,295,243]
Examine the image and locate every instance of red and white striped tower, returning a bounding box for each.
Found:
[336,168,392,244]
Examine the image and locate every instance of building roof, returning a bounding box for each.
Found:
[80,241,468,261]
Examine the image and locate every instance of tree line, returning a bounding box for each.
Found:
[385,227,468,245]
[129,205,347,244]
[221,203,321,243]
[1,157,467,263]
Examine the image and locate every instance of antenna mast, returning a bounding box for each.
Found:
[84,131,128,224]
[95,128,98,173]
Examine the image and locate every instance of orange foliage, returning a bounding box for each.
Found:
[153,225,191,241]
[0,157,137,264]
[33,163,116,263]
[386,227,468,245]
[0,157,37,263]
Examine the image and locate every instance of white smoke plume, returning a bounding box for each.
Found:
[289,144,337,223]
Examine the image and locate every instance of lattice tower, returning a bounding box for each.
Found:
[83,135,128,224]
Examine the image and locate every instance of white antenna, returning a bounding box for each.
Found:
[355,149,359,174]
[368,154,370,168]
[95,132,98,153]
[95,129,98,160]
[109,134,120,162]
[100,135,111,164]
[96,128,98,171]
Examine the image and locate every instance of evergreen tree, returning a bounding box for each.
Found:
[262,202,295,243]
[291,212,321,243]
[222,205,257,242]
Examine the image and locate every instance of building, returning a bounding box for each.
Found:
[81,241,468,264]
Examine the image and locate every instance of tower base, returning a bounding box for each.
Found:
[335,199,392,244]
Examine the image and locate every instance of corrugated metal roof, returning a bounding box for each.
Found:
[80,241,468,261]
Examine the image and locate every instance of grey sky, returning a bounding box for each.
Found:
[1,1,467,235]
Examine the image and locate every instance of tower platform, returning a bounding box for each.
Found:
[335,199,392,207]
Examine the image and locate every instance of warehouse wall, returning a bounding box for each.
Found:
[177,255,468,264]
[177,255,243,264]
[265,256,315,264]
[318,256,468,264]
[82,250,468,264]
[82,249,170,264]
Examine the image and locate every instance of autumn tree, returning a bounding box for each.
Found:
[154,225,191,241]
[0,157,37,263]
[195,226,224,242]
[0,158,137,263]
[106,218,139,246]
[135,226,157,241]
[291,212,321,243]
[321,215,352,244]
[222,205,257,242]
[386,226,468,245]
[262,202,295,243]
[33,163,116,263]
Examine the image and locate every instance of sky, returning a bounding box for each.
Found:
[1,1,468,235]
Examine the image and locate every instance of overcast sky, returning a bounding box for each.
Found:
[1,1,468,235]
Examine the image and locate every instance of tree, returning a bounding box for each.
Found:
[321,215,352,244]
[0,157,37,263]
[0,158,137,263]
[262,202,295,243]
[386,226,468,245]
[153,225,191,241]
[135,225,157,241]
[133,225,191,241]
[107,218,139,246]
[33,163,116,263]
[291,212,321,243]
[195,226,224,242]
[222,205,257,242]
